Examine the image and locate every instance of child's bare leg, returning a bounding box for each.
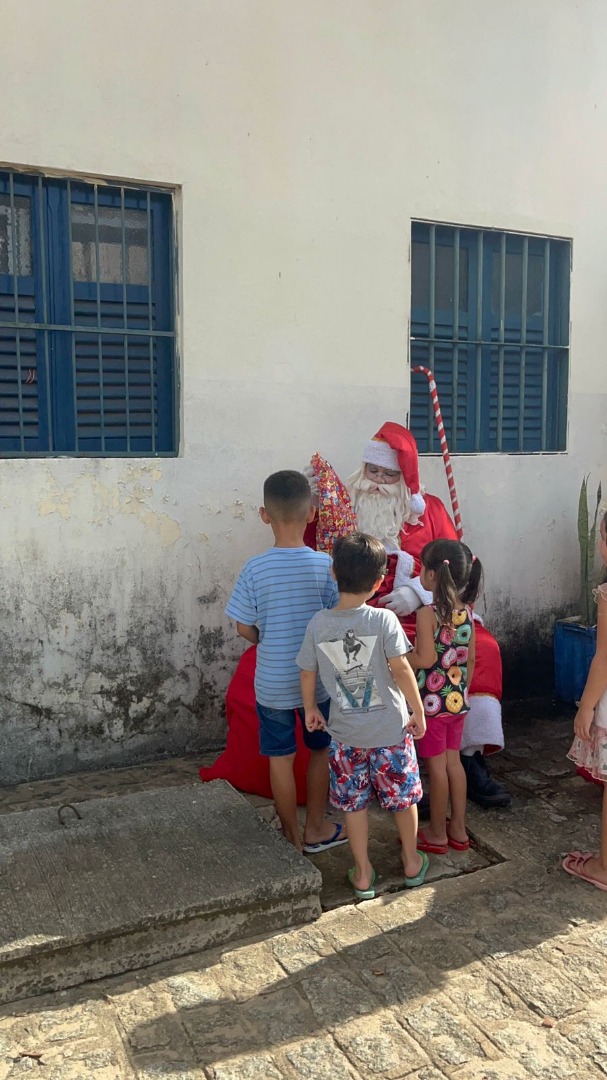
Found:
[423,753,449,845]
[394,804,423,879]
[601,784,607,871]
[445,748,468,842]
[345,808,373,891]
[576,784,607,884]
[303,747,344,845]
[599,784,607,874]
[269,753,301,851]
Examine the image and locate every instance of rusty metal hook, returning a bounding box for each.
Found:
[57,803,82,826]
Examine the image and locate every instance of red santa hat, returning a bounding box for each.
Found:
[362,422,426,517]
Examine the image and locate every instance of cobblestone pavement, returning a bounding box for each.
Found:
[1,714,607,1079]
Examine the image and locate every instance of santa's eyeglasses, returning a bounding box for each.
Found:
[365,464,401,480]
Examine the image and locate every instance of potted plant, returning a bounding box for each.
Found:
[554,476,603,703]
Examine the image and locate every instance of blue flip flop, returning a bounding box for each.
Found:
[303,823,348,854]
[404,850,430,888]
[348,867,376,900]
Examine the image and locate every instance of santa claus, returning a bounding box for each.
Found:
[201,422,511,810]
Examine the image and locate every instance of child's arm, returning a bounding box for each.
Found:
[406,605,438,670]
[236,622,259,645]
[226,564,259,645]
[388,654,426,739]
[300,669,327,731]
[297,620,326,731]
[575,589,607,740]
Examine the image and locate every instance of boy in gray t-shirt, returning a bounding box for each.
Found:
[297,533,429,899]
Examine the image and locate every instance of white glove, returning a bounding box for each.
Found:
[378,585,422,617]
[302,464,320,507]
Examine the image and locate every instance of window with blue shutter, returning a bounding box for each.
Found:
[0,170,177,456]
[410,222,570,453]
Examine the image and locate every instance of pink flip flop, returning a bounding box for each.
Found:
[562,851,607,892]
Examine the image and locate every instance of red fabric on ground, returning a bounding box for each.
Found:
[576,764,605,788]
[199,645,311,803]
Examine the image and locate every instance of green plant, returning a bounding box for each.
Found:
[578,475,602,626]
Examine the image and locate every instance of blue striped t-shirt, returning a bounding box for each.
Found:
[225,546,338,708]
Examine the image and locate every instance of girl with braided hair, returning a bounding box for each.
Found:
[407,540,483,854]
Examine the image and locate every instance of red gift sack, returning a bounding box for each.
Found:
[199,645,311,803]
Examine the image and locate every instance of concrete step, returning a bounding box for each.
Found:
[0,780,322,1005]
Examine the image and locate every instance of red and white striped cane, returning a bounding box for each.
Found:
[412,365,464,539]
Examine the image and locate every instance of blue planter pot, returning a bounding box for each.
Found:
[554,618,597,704]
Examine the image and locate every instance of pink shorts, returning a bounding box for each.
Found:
[416,713,466,759]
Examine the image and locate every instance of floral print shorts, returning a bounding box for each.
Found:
[329,736,423,812]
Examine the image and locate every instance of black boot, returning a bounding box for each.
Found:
[461,751,512,809]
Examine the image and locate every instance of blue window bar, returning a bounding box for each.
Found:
[0,170,177,455]
[410,221,571,453]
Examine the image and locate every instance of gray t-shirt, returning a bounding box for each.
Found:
[296,605,413,749]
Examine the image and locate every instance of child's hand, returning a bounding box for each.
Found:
[305,708,327,732]
[407,710,426,739]
[574,704,594,741]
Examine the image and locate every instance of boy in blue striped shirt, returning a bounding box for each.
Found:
[225,470,348,854]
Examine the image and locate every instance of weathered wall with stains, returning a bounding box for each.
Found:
[0,460,231,783]
[1,0,607,781]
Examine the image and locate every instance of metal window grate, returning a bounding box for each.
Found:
[0,170,177,456]
[410,221,571,454]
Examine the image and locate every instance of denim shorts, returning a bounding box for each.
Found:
[256,698,331,757]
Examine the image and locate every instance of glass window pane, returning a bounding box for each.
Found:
[0,195,32,276]
[527,253,544,318]
[505,252,522,317]
[435,244,468,311]
[458,247,469,311]
[434,245,452,309]
[491,251,523,317]
[411,241,429,309]
[71,203,148,285]
[71,205,96,282]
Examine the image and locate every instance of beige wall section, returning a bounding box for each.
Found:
[1,0,606,780]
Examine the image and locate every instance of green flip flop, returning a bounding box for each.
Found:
[404,850,430,889]
[348,867,376,900]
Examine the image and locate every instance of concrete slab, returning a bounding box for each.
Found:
[0,781,322,1005]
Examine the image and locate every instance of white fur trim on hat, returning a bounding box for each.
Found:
[362,439,400,471]
[409,492,426,517]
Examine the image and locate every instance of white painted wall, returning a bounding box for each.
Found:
[1,0,606,781]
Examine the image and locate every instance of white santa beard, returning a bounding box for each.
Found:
[347,470,409,549]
